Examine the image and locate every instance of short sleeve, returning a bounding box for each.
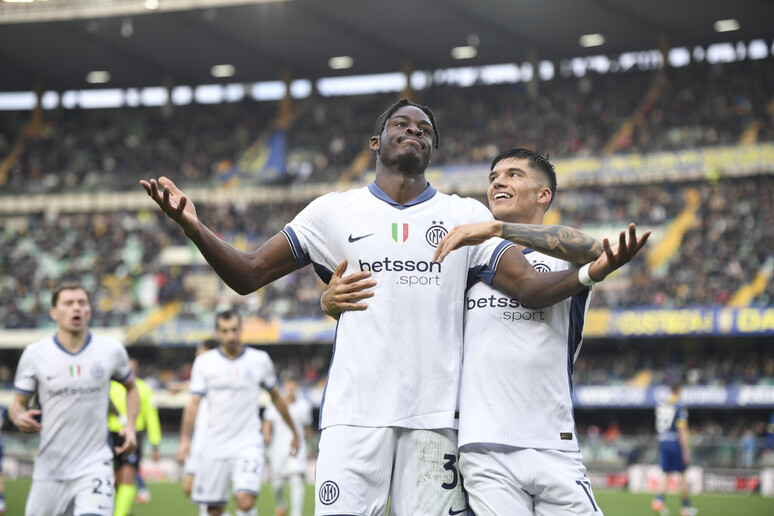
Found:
[282,193,339,269]
[14,346,37,396]
[259,354,278,391]
[112,343,133,385]
[189,356,207,397]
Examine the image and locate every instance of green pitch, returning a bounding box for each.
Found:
[5,480,774,515]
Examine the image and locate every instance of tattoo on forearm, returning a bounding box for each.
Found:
[501,223,603,264]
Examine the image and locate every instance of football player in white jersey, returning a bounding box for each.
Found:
[10,282,139,516]
[179,338,219,516]
[177,309,299,516]
[439,147,617,515]
[324,147,650,515]
[142,99,647,515]
[262,377,313,516]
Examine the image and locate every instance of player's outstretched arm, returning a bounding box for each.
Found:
[586,223,651,281]
[9,394,41,434]
[433,221,603,265]
[321,260,377,320]
[494,223,650,307]
[140,177,297,294]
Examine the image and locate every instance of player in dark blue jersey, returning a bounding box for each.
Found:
[652,383,696,516]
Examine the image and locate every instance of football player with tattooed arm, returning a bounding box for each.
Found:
[324,147,650,515]
[142,99,647,515]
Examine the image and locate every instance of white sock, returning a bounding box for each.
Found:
[289,475,305,516]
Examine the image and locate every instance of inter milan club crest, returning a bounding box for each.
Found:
[319,480,340,505]
[392,222,409,244]
[532,262,552,273]
[425,220,448,248]
[90,362,106,381]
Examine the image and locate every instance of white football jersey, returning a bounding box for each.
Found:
[189,346,277,459]
[13,333,133,480]
[264,395,313,463]
[283,182,512,430]
[458,250,592,451]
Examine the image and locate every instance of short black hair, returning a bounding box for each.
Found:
[215,308,241,328]
[51,282,91,307]
[201,338,219,351]
[374,98,440,150]
[490,147,557,209]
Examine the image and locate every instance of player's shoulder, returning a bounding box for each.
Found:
[441,193,493,219]
[89,333,126,351]
[244,346,272,363]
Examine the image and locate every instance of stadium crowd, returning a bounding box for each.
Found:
[1,58,772,194]
[1,174,772,330]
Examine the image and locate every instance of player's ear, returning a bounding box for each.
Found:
[538,186,552,207]
[49,306,57,321]
[370,136,380,151]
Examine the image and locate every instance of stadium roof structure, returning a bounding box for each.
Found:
[0,0,772,93]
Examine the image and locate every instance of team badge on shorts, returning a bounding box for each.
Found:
[318,480,340,505]
[425,220,447,248]
[532,262,551,273]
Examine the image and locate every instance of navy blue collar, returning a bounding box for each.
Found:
[368,180,437,209]
[218,345,246,361]
[54,332,92,356]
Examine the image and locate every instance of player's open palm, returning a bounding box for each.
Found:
[140,176,199,234]
[433,221,501,263]
[589,223,651,281]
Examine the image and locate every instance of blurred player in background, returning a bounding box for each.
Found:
[108,357,162,514]
[143,98,646,515]
[262,377,314,516]
[132,360,162,504]
[323,147,646,515]
[179,338,219,515]
[652,382,697,516]
[178,309,298,516]
[10,282,139,516]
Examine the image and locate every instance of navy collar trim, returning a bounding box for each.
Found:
[368,181,437,208]
[54,332,92,356]
[218,346,246,361]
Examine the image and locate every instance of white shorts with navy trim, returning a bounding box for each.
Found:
[460,444,603,516]
[192,453,264,506]
[25,464,115,516]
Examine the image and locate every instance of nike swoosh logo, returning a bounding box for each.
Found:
[46,375,58,380]
[348,233,374,243]
[449,508,467,515]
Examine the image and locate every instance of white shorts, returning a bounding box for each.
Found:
[26,467,115,516]
[184,454,199,476]
[269,446,307,480]
[314,425,469,516]
[459,444,603,516]
[192,454,264,506]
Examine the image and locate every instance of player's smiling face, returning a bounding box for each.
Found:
[50,288,92,333]
[372,106,434,174]
[487,157,551,223]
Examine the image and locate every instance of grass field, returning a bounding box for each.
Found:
[5,479,774,515]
